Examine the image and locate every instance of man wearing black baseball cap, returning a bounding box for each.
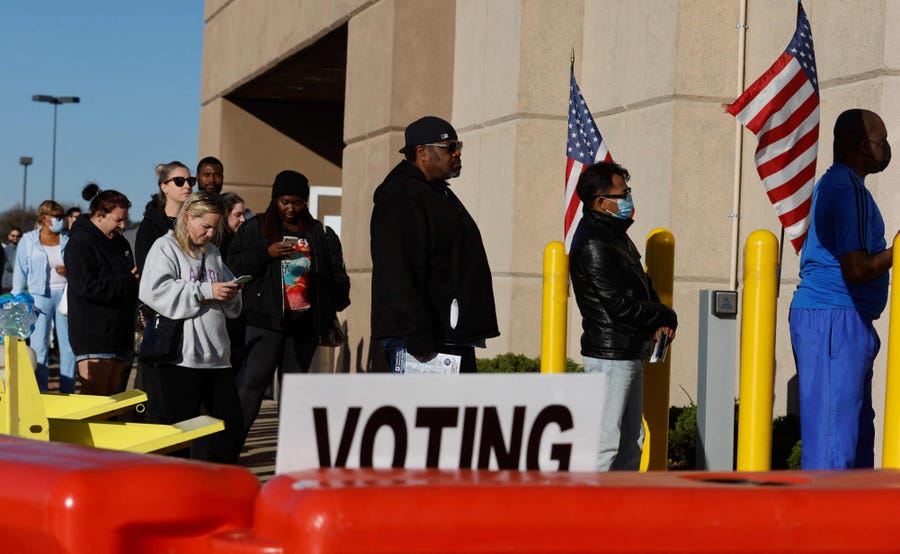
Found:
[370,116,499,373]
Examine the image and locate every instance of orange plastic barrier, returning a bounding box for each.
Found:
[0,435,259,554]
[208,468,900,553]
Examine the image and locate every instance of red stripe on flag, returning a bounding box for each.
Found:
[789,231,808,253]
[757,125,819,181]
[565,157,576,179]
[725,52,793,117]
[766,161,816,206]
[778,193,813,229]
[744,68,808,133]
[756,95,819,153]
[564,196,580,232]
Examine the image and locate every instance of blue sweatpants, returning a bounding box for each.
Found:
[789,308,877,469]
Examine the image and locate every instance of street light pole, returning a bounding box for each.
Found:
[32,95,79,201]
[19,156,33,228]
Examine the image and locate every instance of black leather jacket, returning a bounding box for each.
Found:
[569,208,677,359]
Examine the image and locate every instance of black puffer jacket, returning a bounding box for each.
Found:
[370,160,499,353]
[227,215,350,337]
[134,198,173,274]
[569,208,677,359]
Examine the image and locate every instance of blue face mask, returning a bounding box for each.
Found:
[49,217,65,233]
[607,197,634,220]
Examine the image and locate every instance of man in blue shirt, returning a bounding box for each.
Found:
[790,108,895,469]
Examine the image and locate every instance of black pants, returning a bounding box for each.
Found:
[236,321,318,441]
[143,364,244,464]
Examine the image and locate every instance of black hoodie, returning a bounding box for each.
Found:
[134,197,173,274]
[63,214,139,356]
[370,160,499,354]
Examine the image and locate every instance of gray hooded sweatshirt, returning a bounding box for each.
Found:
[139,232,241,369]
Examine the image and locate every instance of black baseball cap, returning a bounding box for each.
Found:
[399,116,458,153]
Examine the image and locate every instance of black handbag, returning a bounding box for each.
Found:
[137,253,204,364]
[319,316,346,347]
[138,310,184,364]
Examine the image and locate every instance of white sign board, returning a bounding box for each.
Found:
[275,373,607,474]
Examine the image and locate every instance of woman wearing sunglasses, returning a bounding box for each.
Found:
[135,161,195,274]
[132,161,195,395]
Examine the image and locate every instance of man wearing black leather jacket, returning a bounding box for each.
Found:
[370,116,499,373]
[569,161,677,471]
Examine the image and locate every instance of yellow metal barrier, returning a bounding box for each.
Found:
[642,228,675,471]
[42,390,147,421]
[883,235,900,468]
[736,230,778,471]
[540,241,568,373]
[1,336,223,453]
[0,336,50,441]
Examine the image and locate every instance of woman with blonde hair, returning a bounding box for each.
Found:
[12,200,76,392]
[139,191,244,463]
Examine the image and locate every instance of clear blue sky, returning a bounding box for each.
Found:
[0,1,204,219]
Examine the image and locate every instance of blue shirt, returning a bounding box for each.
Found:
[792,162,888,320]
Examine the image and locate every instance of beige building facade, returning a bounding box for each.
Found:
[201,0,900,459]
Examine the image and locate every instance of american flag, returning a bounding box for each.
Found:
[564,64,612,252]
[726,2,819,253]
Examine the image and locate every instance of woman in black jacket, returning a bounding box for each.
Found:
[228,170,350,441]
[134,161,195,273]
[64,184,138,395]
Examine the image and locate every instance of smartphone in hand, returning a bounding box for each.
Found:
[650,332,670,363]
[233,275,253,285]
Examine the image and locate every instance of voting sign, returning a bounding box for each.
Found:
[276,373,607,474]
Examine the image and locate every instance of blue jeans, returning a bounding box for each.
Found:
[789,308,877,469]
[31,289,76,393]
[583,356,644,471]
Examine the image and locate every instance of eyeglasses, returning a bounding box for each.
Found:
[596,186,632,200]
[165,176,197,188]
[424,141,463,154]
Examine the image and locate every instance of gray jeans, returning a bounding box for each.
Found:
[583,356,644,471]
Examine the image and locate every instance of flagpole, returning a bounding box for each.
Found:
[777,227,785,297]
[729,0,750,290]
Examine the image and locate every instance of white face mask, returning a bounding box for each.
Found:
[49,217,65,233]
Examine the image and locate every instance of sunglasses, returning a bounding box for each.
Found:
[165,176,197,188]
[424,141,463,154]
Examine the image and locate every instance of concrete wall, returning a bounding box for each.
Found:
[201,0,900,459]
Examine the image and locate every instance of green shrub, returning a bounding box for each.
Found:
[771,415,801,469]
[787,440,802,470]
[667,404,697,470]
[666,402,801,470]
[476,353,583,373]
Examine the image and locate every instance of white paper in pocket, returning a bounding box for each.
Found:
[450,298,459,329]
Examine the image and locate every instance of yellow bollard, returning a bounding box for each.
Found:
[642,228,675,471]
[540,241,568,373]
[882,235,900,468]
[736,230,778,471]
